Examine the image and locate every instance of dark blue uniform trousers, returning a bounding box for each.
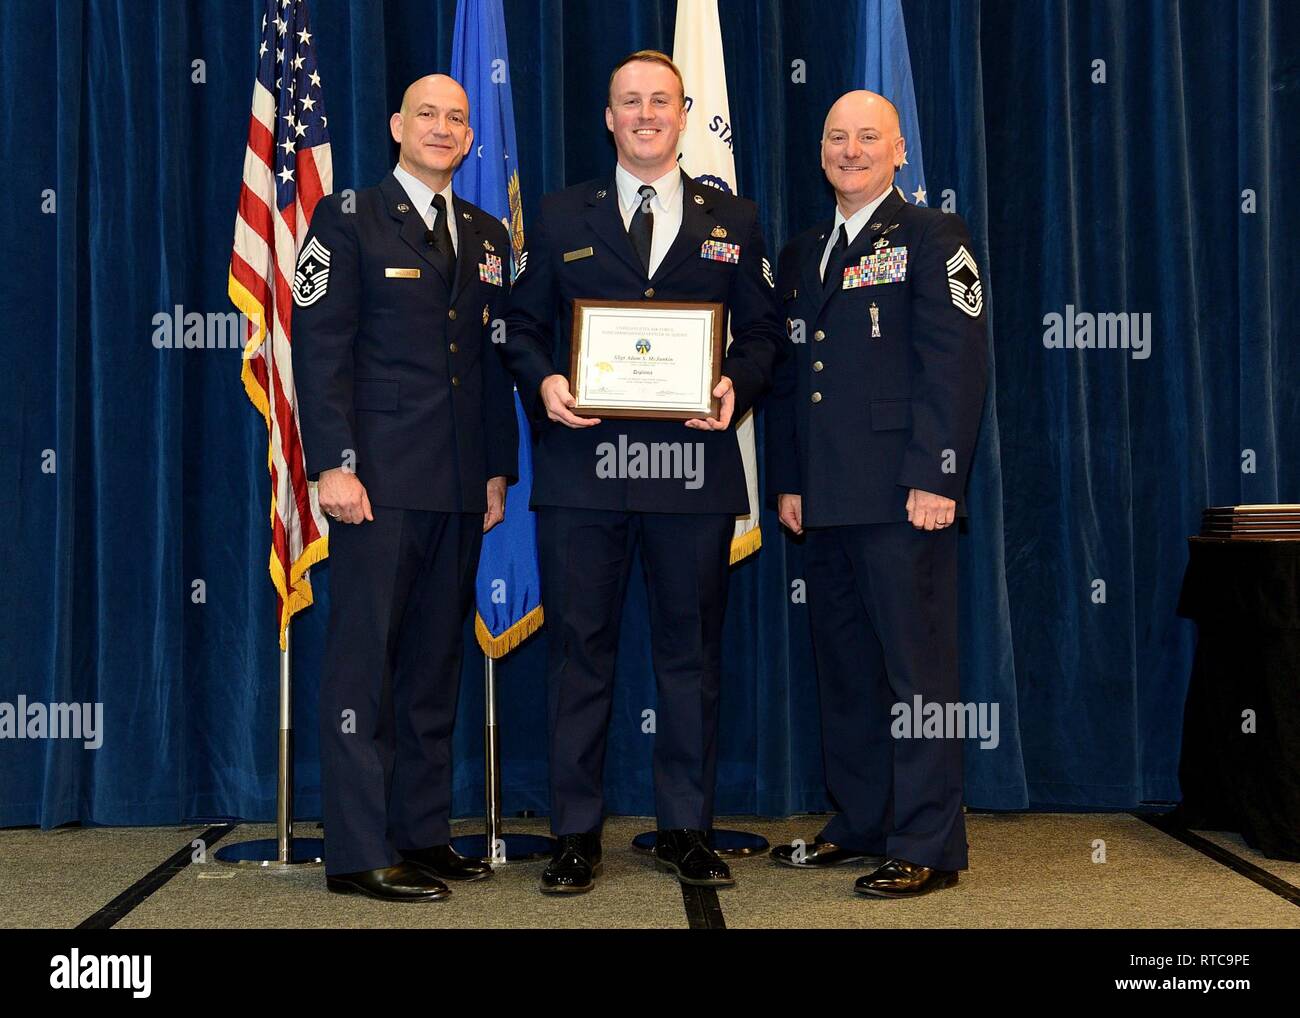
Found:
[318,506,482,876]
[804,522,969,871]
[537,507,735,835]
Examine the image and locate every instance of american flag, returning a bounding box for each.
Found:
[229,0,332,648]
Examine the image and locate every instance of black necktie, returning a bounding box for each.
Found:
[823,223,850,292]
[431,193,455,270]
[628,184,655,277]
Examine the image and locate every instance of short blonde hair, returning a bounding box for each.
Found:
[607,50,686,105]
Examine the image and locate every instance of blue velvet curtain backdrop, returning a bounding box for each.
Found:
[1,0,1295,827]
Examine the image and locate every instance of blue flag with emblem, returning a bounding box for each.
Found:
[451,0,542,657]
[857,0,928,207]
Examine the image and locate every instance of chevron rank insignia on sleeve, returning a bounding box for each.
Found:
[945,244,983,317]
[762,257,774,288]
[292,236,331,307]
[513,250,528,281]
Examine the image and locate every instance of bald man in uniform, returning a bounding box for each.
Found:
[292,74,518,901]
[765,91,988,897]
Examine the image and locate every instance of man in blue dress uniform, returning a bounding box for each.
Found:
[292,75,518,902]
[501,51,783,894]
[766,90,988,898]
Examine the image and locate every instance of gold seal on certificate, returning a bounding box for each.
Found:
[568,299,725,420]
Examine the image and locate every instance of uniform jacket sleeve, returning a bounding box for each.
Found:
[895,212,989,499]
[762,241,802,499]
[501,198,561,427]
[721,208,784,422]
[482,219,520,483]
[290,196,360,481]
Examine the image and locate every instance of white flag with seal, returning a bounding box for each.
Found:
[673,0,761,563]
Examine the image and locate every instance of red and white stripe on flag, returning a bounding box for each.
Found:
[228,0,333,647]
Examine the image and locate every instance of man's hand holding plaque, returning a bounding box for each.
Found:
[540,372,735,430]
[539,374,602,429]
[683,376,735,431]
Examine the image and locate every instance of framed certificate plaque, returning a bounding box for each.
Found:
[568,299,725,420]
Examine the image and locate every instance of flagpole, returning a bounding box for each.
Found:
[447,0,549,866]
[451,654,552,864]
[222,0,335,870]
[484,655,501,857]
[277,626,293,859]
[216,623,325,867]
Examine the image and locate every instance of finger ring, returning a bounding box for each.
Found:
[328,511,340,519]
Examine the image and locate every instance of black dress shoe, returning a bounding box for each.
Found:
[653,829,735,887]
[854,857,958,898]
[325,861,450,902]
[540,833,602,894]
[400,844,493,881]
[770,836,884,869]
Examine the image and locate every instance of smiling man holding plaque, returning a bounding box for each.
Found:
[501,50,782,894]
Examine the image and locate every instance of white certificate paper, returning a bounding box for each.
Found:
[572,303,719,416]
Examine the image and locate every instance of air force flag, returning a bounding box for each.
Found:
[451,0,542,656]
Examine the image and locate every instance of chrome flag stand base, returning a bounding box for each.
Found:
[216,628,324,868]
[451,656,553,864]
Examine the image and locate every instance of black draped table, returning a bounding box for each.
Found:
[1176,537,1300,860]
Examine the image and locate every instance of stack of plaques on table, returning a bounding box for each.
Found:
[1200,504,1300,540]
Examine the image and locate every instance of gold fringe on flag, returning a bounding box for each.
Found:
[729,525,762,565]
[475,604,545,659]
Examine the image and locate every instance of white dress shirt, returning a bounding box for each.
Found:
[819,185,895,282]
[393,163,458,255]
[614,162,684,277]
